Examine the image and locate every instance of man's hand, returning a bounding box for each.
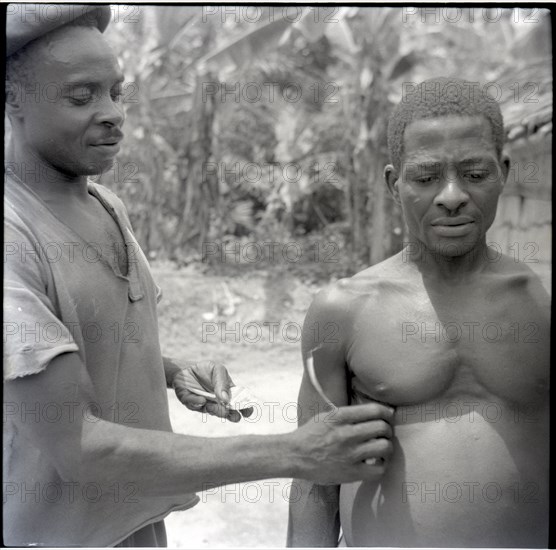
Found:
[169,360,252,422]
[291,402,394,484]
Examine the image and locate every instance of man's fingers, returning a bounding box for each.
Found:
[174,368,210,395]
[357,460,389,478]
[205,401,241,423]
[175,388,207,408]
[182,400,240,421]
[185,400,206,411]
[332,403,395,424]
[240,407,254,418]
[227,410,242,422]
[205,401,227,417]
[211,363,234,404]
[353,438,393,463]
[346,419,393,441]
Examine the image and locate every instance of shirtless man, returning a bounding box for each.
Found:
[3,6,393,546]
[287,77,549,547]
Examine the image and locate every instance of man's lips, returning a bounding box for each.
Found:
[90,139,122,147]
[431,216,474,226]
[89,139,122,156]
[90,132,124,147]
[430,216,475,237]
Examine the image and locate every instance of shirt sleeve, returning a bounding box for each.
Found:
[3,218,79,381]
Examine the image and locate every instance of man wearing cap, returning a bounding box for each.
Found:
[3,5,394,546]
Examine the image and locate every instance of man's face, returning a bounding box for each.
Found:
[389,115,508,258]
[18,26,125,176]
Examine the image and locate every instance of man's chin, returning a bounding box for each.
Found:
[83,158,116,176]
[428,238,479,258]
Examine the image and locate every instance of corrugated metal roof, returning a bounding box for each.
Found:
[499,65,552,143]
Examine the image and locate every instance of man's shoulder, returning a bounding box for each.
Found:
[485,254,550,310]
[4,186,39,243]
[310,253,407,317]
[487,251,547,283]
[5,174,39,228]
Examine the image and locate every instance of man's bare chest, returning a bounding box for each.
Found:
[346,282,549,408]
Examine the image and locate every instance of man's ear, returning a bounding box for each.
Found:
[5,81,24,119]
[385,164,401,204]
[499,152,510,188]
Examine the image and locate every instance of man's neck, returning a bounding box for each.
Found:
[405,239,492,283]
[6,138,90,203]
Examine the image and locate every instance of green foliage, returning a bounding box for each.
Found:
[97,6,551,278]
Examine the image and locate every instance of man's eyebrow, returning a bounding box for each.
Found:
[64,75,125,87]
[403,161,442,171]
[458,156,495,165]
[403,157,496,170]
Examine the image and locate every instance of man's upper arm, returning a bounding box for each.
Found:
[287,284,352,547]
[4,351,96,481]
[4,220,79,380]
[298,283,352,422]
[4,219,91,479]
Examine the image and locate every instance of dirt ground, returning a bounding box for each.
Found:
[152,262,320,548]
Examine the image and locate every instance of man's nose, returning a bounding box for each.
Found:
[94,93,125,127]
[433,177,469,212]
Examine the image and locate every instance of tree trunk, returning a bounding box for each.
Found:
[178,70,217,255]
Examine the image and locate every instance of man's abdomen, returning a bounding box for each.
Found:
[340,406,548,547]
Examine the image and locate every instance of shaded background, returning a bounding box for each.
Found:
[93,6,553,546]
[100,5,552,281]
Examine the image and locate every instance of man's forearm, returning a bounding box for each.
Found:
[9,352,394,505]
[9,352,299,497]
[287,480,340,547]
[83,418,300,498]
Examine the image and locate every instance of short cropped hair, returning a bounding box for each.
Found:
[387,77,505,171]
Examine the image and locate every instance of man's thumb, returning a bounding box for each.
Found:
[212,364,233,403]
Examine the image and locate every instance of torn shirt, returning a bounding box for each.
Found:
[3,173,199,546]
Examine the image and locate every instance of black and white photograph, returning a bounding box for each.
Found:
[3,3,551,548]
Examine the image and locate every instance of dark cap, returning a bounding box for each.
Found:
[6,4,111,57]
